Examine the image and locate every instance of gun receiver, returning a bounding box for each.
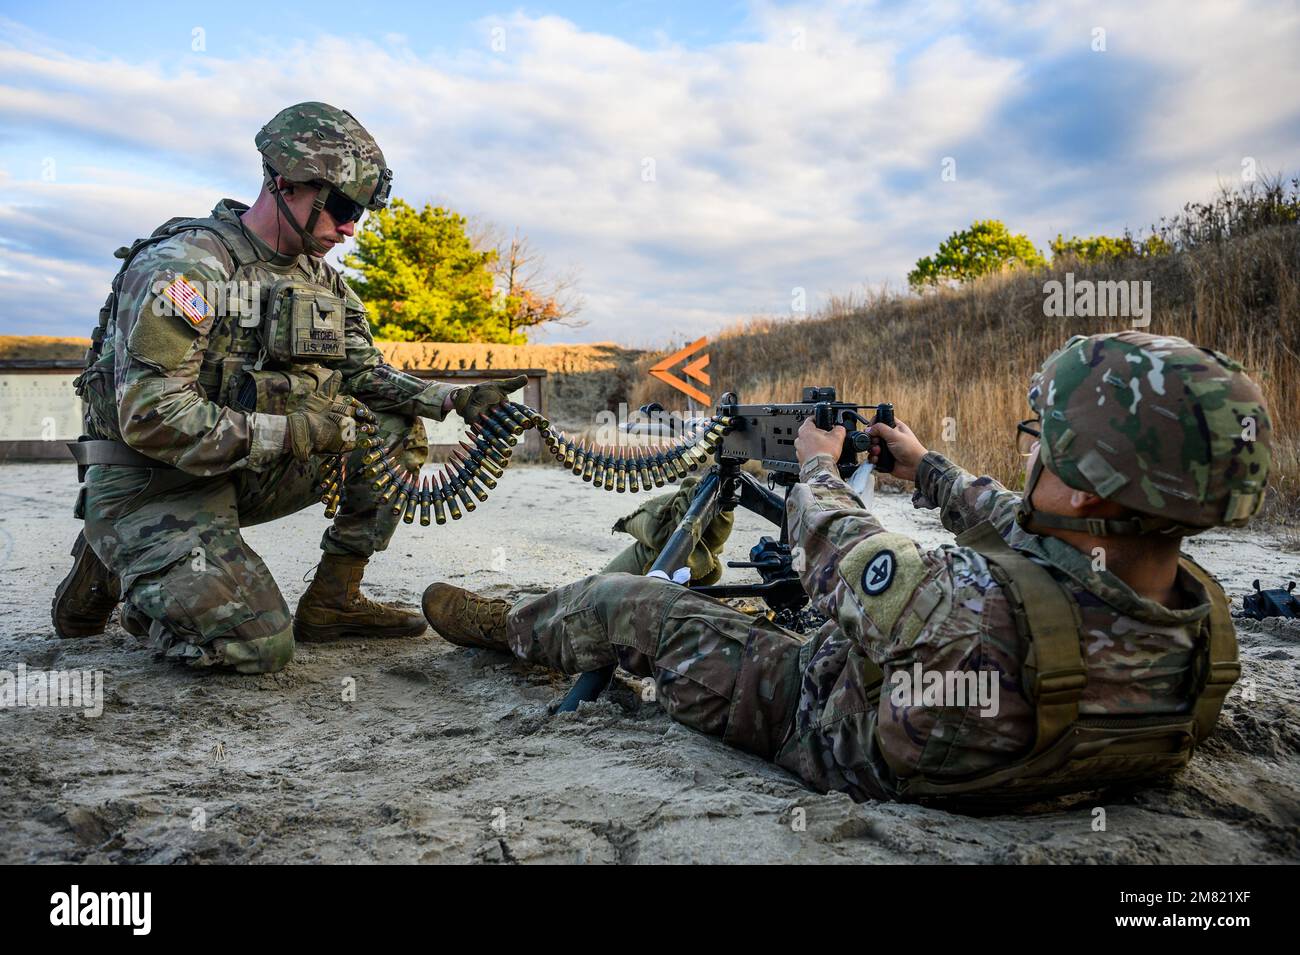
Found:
[716,386,895,484]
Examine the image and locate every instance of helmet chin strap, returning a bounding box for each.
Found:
[263,162,332,256]
[1015,455,1195,538]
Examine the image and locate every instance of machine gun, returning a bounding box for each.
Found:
[555,387,896,711]
[352,386,896,712]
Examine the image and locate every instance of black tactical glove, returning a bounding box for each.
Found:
[451,375,528,424]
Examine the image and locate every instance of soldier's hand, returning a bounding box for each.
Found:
[331,394,379,435]
[451,376,527,424]
[868,419,926,482]
[301,391,378,426]
[794,417,846,467]
[286,408,358,462]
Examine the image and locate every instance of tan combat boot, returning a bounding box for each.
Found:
[294,553,428,642]
[51,532,121,638]
[421,583,512,652]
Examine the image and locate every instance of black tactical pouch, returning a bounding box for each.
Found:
[261,279,348,365]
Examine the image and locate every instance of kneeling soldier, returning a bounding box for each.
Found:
[52,101,524,673]
[423,333,1270,804]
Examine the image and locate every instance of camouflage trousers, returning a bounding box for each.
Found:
[506,573,806,761]
[81,411,427,670]
[507,572,901,800]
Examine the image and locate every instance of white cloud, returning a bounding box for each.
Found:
[0,2,1297,344]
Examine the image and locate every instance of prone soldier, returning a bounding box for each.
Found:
[52,102,525,674]
[422,333,1271,804]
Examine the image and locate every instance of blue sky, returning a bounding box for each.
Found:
[1,0,1298,345]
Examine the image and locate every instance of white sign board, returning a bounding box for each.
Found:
[0,373,83,441]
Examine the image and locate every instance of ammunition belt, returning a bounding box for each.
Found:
[314,401,735,525]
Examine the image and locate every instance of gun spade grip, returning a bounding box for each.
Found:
[873,403,896,473]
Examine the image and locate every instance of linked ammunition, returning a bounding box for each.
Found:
[627,451,641,493]
[476,415,516,447]
[433,473,448,525]
[447,466,476,512]
[439,472,461,521]
[454,454,491,501]
[320,400,751,530]
[488,407,523,436]
[324,459,346,519]
[471,423,513,460]
[509,401,547,430]
[461,441,505,479]
[392,469,413,516]
[500,403,534,430]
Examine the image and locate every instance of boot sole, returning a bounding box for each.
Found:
[293,618,428,643]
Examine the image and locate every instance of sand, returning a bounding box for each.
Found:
[1,462,1297,864]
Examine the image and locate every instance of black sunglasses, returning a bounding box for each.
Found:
[322,188,365,225]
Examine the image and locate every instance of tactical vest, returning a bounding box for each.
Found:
[879,521,1239,808]
[76,207,347,442]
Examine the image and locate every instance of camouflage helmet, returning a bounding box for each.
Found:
[1022,331,1271,535]
[255,102,393,211]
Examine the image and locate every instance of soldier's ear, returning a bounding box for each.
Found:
[1070,488,1107,512]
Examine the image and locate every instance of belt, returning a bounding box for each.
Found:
[68,438,175,481]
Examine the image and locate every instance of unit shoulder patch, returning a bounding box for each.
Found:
[862,550,897,595]
[839,532,930,640]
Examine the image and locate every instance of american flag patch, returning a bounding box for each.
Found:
[160,276,211,326]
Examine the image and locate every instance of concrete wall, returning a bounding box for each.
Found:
[0,368,82,461]
[0,363,548,462]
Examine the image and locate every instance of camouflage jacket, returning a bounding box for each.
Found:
[782,450,1216,799]
[92,200,458,475]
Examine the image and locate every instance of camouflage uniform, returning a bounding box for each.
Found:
[503,332,1269,802]
[78,199,457,671]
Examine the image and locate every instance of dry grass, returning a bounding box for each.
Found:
[632,224,1300,528]
[0,336,88,360]
[378,340,647,429]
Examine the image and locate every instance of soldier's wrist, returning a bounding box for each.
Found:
[284,413,312,462]
[798,453,838,483]
[249,412,290,470]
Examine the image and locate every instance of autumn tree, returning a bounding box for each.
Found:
[489,229,585,338]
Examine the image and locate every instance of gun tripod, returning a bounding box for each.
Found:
[553,444,809,712]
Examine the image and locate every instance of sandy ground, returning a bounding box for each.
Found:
[1,461,1297,864]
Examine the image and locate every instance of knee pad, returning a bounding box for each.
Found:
[209,625,296,674]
